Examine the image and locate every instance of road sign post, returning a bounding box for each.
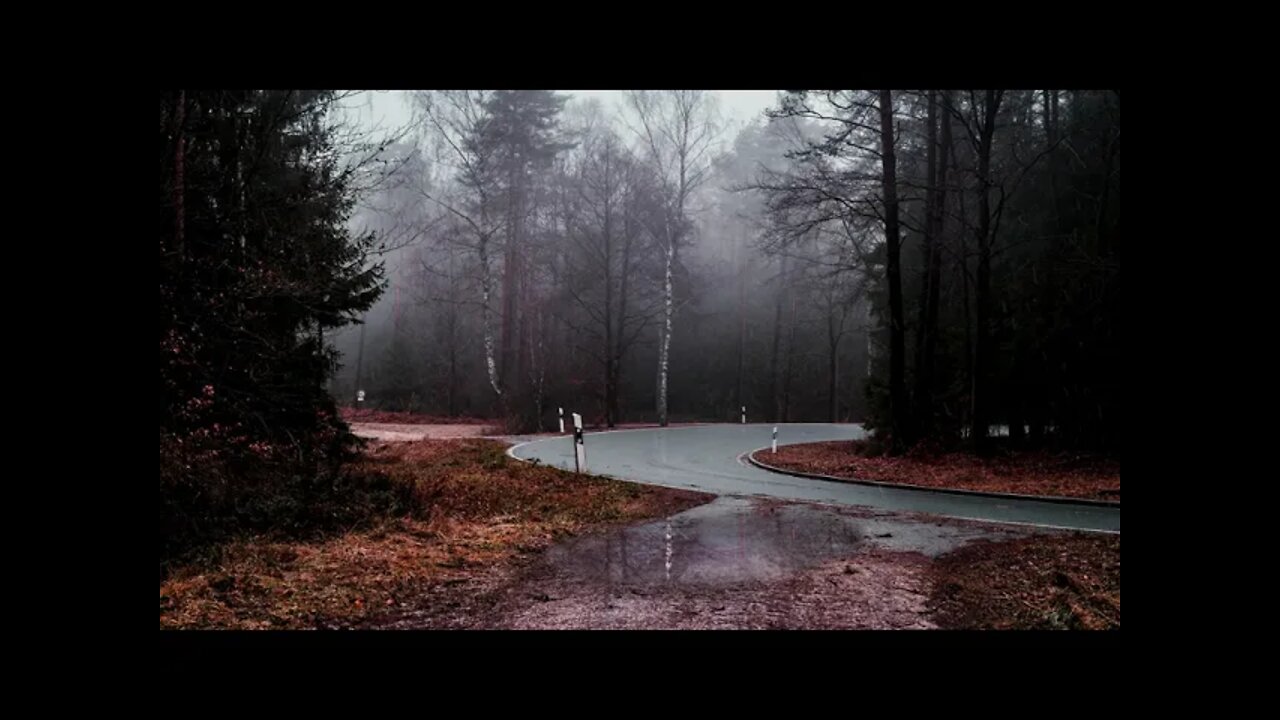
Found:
[772,426,778,454]
[741,405,746,424]
[558,406,565,434]
[572,412,586,472]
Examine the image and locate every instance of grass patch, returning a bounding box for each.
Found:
[160,439,710,629]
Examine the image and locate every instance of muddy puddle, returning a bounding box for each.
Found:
[542,496,1014,590]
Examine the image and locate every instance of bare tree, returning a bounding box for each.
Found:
[877,89,912,453]
[912,90,953,436]
[557,121,665,427]
[625,91,719,426]
[411,91,507,401]
[968,89,1004,452]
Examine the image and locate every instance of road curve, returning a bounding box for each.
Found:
[509,423,1120,533]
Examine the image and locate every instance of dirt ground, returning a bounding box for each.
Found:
[161,432,1120,631]
[929,532,1120,629]
[349,423,497,442]
[376,547,939,630]
[369,497,1048,630]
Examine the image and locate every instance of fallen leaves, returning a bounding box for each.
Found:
[928,533,1120,630]
[766,441,1120,501]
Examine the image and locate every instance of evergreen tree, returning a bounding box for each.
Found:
[160,90,386,564]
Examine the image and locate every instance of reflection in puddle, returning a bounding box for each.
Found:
[546,498,861,588]
[664,521,672,584]
[545,497,1006,590]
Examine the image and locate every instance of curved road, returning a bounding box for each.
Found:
[510,423,1119,533]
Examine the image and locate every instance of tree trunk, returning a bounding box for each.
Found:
[173,90,186,259]
[1096,116,1120,257]
[769,256,787,422]
[479,233,503,400]
[353,318,366,404]
[501,165,521,398]
[1043,90,1056,146]
[878,89,911,454]
[447,248,459,416]
[828,312,839,423]
[518,269,532,416]
[971,89,1002,454]
[736,234,746,422]
[912,90,939,437]
[656,240,674,427]
[448,338,457,417]
[782,288,798,422]
[1050,90,1059,139]
[1009,399,1026,445]
[923,92,951,434]
[614,202,635,427]
[530,298,546,431]
[951,134,972,436]
[1029,413,1044,446]
[603,187,616,428]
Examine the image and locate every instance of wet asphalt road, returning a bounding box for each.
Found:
[509,424,1120,532]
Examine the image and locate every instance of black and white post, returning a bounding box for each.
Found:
[571,412,586,473]
[772,426,778,454]
[558,406,565,434]
[741,405,746,424]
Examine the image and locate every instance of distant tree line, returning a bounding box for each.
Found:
[338,91,873,431]
[340,90,1118,457]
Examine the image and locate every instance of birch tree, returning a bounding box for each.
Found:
[411,91,507,400]
[625,90,719,426]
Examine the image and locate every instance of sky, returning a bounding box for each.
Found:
[340,90,782,147]
[565,90,780,134]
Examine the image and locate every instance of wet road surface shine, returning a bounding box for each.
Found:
[510,424,1120,532]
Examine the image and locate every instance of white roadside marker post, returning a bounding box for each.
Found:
[558,406,565,434]
[741,405,746,424]
[572,412,586,473]
[772,426,778,454]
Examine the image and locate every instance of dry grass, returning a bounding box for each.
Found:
[766,441,1120,501]
[159,439,710,629]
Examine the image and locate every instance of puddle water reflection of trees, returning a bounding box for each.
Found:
[552,500,867,588]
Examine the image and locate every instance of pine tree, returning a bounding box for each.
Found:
[160,90,386,563]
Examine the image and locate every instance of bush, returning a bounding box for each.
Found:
[159,430,413,579]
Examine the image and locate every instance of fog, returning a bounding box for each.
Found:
[325,90,873,428]
[320,89,1120,453]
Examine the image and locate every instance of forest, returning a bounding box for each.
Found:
[159,89,1120,629]
[330,89,1119,453]
[159,89,1118,564]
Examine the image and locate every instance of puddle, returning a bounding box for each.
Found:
[543,496,1006,589]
